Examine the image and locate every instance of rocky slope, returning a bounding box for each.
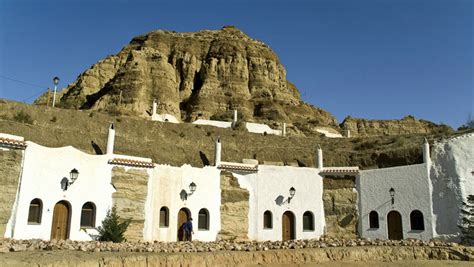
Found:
[35,26,337,133]
[341,116,452,137]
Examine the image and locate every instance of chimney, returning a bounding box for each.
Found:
[316,145,323,170]
[282,123,287,137]
[152,99,157,116]
[215,137,222,167]
[423,138,431,169]
[106,123,115,155]
[232,110,238,128]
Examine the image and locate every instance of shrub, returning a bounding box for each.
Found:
[459,195,474,245]
[50,116,57,122]
[95,206,131,243]
[13,111,33,124]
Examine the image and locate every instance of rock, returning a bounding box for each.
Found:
[35,26,339,135]
[10,244,27,252]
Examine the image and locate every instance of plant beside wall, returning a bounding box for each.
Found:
[95,206,131,243]
[459,195,474,245]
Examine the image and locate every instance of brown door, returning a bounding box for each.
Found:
[51,201,70,240]
[177,208,190,241]
[387,210,403,240]
[282,211,295,241]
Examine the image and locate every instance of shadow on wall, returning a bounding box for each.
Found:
[431,148,461,238]
[275,195,285,206]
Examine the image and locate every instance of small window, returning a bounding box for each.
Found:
[80,202,96,228]
[410,210,425,231]
[28,198,42,224]
[159,206,169,227]
[263,210,273,229]
[369,211,379,229]
[198,209,209,230]
[303,211,314,231]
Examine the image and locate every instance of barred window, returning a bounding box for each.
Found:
[303,211,314,231]
[28,198,42,224]
[160,206,169,227]
[263,210,273,229]
[198,209,209,230]
[80,202,96,228]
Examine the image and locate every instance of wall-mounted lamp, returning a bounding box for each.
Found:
[189,182,197,196]
[61,168,79,191]
[288,187,296,203]
[389,187,395,205]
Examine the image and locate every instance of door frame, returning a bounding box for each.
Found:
[50,200,71,240]
[177,207,191,241]
[282,210,296,241]
[387,210,403,240]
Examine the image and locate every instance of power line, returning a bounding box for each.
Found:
[0,74,48,88]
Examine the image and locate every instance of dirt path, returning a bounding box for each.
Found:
[1,246,472,267]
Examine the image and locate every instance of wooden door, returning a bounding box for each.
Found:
[51,201,70,240]
[387,210,403,240]
[177,208,190,241]
[282,211,295,241]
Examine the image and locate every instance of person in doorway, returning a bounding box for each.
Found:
[183,218,194,241]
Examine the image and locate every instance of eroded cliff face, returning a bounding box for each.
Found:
[35,26,337,130]
[341,116,452,137]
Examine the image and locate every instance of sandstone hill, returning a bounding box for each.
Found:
[35,26,336,134]
[34,26,451,137]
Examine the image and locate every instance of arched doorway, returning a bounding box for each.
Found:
[50,201,71,240]
[387,210,403,240]
[282,211,295,241]
[177,208,191,241]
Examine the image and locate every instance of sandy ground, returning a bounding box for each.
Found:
[0,250,472,267]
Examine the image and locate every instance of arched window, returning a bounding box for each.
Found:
[263,210,273,229]
[303,211,314,231]
[80,202,96,228]
[28,198,42,224]
[369,211,379,229]
[198,209,209,230]
[159,206,169,227]
[410,210,425,231]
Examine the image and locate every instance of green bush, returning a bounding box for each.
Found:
[459,195,474,245]
[13,111,33,124]
[96,206,131,243]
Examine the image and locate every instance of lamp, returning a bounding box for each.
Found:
[288,187,296,203]
[61,168,79,191]
[52,76,60,107]
[389,187,395,205]
[189,182,197,195]
[70,168,79,184]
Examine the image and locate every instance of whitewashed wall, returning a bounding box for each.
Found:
[430,133,474,240]
[145,164,221,242]
[245,123,282,136]
[357,164,434,240]
[5,142,115,241]
[151,113,180,123]
[232,165,325,241]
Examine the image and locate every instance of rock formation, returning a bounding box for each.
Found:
[341,115,452,137]
[35,26,338,133]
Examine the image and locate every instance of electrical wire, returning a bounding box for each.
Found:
[0,74,48,88]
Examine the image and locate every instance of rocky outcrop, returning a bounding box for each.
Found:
[322,176,358,238]
[218,171,249,240]
[0,150,22,236]
[341,116,452,137]
[111,167,149,242]
[34,26,338,134]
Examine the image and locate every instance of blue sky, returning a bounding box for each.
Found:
[0,0,472,128]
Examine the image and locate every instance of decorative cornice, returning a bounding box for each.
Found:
[108,158,154,168]
[0,137,27,150]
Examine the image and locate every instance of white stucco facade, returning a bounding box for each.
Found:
[151,113,180,123]
[230,165,325,241]
[357,164,434,241]
[245,122,282,136]
[5,142,115,241]
[430,133,474,240]
[144,164,221,242]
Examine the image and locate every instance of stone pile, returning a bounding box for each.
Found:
[0,237,462,254]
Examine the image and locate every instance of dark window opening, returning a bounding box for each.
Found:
[369,211,379,229]
[28,198,42,224]
[410,210,425,231]
[160,206,169,227]
[263,210,273,229]
[198,209,209,230]
[303,211,314,231]
[80,202,96,228]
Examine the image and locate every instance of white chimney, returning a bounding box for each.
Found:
[152,99,157,116]
[232,110,238,128]
[106,123,115,155]
[423,138,431,169]
[215,137,222,167]
[316,145,323,170]
[282,123,287,137]
[345,129,351,138]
